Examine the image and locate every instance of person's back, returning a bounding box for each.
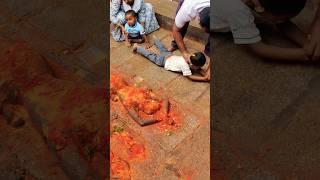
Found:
[164,55,192,76]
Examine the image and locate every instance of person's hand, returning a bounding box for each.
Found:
[145,42,152,49]
[204,70,210,81]
[182,52,192,64]
[304,32,320,61]
[141,22,145,28]
[304,17,320,61]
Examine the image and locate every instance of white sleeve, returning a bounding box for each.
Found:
[174,4,193,28]
[181,64,192,76]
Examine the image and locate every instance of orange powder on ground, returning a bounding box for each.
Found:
[110,130,146,179]
[111,131,146,161]
[110,71,182,128]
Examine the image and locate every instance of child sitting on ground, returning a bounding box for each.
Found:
[119,10,151,48]
[132,36,210,82]
[213,0,313,61]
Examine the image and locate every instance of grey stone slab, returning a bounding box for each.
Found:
[77,46,107,67]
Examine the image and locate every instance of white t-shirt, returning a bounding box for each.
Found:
[164,56,192,76]
[175,0,210,28]
[212,0,261,44]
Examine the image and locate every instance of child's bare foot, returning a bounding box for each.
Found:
[132,43,139,52]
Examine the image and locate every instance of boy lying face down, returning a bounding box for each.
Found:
[133,36,210,82]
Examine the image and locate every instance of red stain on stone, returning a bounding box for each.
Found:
[110,71,183,128]
[110,130,146,179]
[60,86,106,111]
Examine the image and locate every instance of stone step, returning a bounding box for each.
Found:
[145,0,208,43]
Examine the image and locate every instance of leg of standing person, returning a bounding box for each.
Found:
[170,0,190,51]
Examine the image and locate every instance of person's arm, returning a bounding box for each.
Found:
[125,33,131,46]
[172,24,192,62]
[118,24,125,32]
[137,0,146,26]
[118,93,157,126]
[172,4,194,61]
[200,65,210,80]
[276,20,307,47]
[126,108,157,126]
[245,42,309,61]
[187,75,209,82]
[304,6,320,60]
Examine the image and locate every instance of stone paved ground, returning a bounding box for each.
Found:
[0,1,108,179]
[110,27,210,179]
[213,1,320,179]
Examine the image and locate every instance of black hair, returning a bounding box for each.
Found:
[259,0,306,15]
[190,52,206,67]
[125,10,137,18]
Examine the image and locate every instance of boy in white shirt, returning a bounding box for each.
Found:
[132,36,210,82]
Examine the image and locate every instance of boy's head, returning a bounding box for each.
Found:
[190,52,206,68]
[124,0,134,6]
[125,10,137,27]
[248,0,306,23]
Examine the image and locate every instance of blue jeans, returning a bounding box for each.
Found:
[136,39,171,66]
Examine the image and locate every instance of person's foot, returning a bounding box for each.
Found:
[132,43,139,53]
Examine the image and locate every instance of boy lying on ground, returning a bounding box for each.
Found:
[133,36,210,82]
[118,10,151,48]
[213,0,318,61]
